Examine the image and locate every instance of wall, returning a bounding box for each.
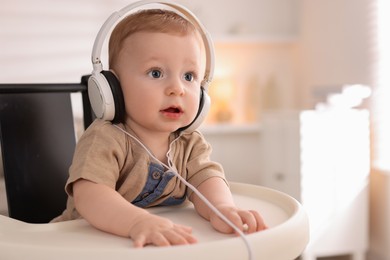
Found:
[0,0,136,83]
[296,0,373,108]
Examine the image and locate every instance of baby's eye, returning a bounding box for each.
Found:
[184,72,195,82]
[148,69,162,79]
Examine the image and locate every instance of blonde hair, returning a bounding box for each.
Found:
[109,9,198,70]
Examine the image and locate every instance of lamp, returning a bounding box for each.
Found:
[209,77,235,122]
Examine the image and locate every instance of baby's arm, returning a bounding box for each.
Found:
[190,177,267,234]
[73,179,197,247]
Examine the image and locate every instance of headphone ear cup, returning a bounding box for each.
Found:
[88,70,125,123]
[181,87,210,133]
[101,70,125,123]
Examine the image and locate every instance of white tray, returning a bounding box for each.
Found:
[0,182,309,260]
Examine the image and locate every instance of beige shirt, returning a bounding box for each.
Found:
[53,119,226,221]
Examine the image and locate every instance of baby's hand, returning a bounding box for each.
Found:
[128,213,197,247]
[209,205,267,234]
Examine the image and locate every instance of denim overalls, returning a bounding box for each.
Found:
[131,162,186,208]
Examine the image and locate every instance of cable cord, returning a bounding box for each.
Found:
[113,125,253,260]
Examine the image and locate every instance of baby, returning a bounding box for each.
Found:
[53,4,267,248]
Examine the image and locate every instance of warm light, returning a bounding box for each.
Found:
[211,78,235,101]
[208,77,236,122]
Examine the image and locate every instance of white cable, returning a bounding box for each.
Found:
[114,125,253,260]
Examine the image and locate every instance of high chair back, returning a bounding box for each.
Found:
[0,76,94,223]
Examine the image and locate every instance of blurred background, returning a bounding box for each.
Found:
[0,0,388,259]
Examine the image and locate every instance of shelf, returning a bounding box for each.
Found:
[213,35,298,44]
[199,123,262,135]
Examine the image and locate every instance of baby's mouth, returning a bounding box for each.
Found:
[161,106,183,114]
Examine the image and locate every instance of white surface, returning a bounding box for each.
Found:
[0,182,309,260]
[203,129,263,185]
[259,110,370,259]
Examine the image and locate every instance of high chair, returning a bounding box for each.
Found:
[0,77,309,259]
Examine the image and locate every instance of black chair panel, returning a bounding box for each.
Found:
[0,92,75,223]
[0,78,93,223]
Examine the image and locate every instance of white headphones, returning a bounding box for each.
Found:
[88,0,215,133]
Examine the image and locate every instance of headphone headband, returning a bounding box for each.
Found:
[88,0,213,132]
[91,0,215,90]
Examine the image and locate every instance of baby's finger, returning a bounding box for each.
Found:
[237,210,257,233]
[150,233,171,247]
[165,228,198,245]
[174,223,193,233]
[132,235,146,248]
[226,211,244,234]
[250,210,268,231]
[174,226,198,244]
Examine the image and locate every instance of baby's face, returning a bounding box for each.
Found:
[114,31,204,135]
